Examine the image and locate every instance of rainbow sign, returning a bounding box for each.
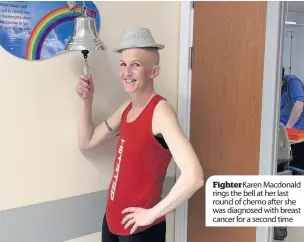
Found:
[26,6,82,60]
[0,1,101,61]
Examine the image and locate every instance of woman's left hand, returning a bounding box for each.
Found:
[121,207,158,234]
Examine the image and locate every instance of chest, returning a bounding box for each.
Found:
[119,123,153,153]
[126,108,143,123]
[125,108,159,135]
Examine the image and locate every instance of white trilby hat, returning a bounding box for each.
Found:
[113,27,165,53]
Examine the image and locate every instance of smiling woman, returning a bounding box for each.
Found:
[119,48,160,94]
[75,27,204,242]
[0,2,181,242]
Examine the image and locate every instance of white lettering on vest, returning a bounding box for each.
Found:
[110,139,125,201]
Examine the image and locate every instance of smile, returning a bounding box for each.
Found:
[124,79,137,83]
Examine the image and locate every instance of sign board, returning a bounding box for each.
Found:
[0,1,101,60]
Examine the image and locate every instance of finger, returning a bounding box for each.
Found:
[76,91,84,97]
[78,85,90,94]
[80,80,89,88]
[77,89,90,98]
[80,75,89,81]
[76,86,86,94]
[130,224,138,234]
[79,85,90,92]
[76,88,86,98]
[124,218,135,229]
[122,207,136,214]
[82,75,91,83]
[88,76,94,87]
[121,213,134,224]
[79,85,92,92]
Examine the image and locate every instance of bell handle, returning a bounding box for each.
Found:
[81,50,90,98]
[84,59,90,77]
[81,50,90,77]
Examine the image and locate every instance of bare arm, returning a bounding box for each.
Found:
[151,100,204,218]
[78,99,129,150]
[76,75,130,150]
[286,101,304,128]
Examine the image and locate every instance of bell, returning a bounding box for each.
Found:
[66,8,106,51]
[65,5,106,78]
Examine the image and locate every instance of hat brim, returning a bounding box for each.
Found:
[113,44,165,53]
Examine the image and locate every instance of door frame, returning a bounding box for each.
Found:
[174,2,193,242]
[174,2,286,242]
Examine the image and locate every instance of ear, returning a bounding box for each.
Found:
[150,65,161,79]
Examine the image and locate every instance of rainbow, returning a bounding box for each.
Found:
[26,6,82,60]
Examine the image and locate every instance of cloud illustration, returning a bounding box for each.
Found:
[6,28,30,40]
[40,29,66,59]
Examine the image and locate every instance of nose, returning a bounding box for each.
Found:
[124,66,132,78]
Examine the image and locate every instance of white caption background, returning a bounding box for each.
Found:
[205,175,304,227]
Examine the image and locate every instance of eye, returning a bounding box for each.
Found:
[132,63,140,67]
[120,62,126,66]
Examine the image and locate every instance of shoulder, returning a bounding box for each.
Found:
[286,76,303,90]
[152,98,189,150]
[153,99,178,133]
[286,75,302,85]
[120,99,132,113]
[154,99,177,119]
[111,99,131,122]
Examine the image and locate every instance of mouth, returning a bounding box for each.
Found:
[124,79,137,83]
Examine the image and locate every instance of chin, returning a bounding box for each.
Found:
[125,88,140,95]
[122,79,140,93]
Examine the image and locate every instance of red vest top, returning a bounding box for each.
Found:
[105,94,173,235]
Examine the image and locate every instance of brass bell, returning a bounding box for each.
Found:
[66,6,106,52]
[65,4,106,78]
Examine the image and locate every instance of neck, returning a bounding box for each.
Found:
[130,87,156,108]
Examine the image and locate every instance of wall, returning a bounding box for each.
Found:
[0,1,180,242]
[283,11,304,81]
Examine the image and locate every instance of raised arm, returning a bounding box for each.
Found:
[76,75,130,150]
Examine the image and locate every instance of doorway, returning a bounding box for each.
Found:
[279,1,304,241]
[175,1,285,242]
